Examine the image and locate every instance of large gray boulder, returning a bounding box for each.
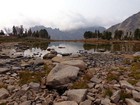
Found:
[125,98,140,105]
[47,64,80,86]
[54,101,78,105]
[0,88,9,99]
[64,89,87,103]
[61,60,86,70]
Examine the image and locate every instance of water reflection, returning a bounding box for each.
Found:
[83,43,140,53]
[48,42,84,54]
[24,42,140,57]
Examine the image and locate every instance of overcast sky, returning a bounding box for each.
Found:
[0,0,140,30]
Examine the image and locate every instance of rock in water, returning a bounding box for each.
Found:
[47,64,80,87]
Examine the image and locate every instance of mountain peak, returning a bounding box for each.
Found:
[108,11,140,35]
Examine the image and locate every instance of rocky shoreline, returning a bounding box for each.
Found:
[0,43,140,105]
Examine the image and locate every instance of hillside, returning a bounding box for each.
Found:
[108,11,140,36]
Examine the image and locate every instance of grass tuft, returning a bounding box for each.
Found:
[18,70,46,85]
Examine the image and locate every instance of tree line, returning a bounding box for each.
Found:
[84,28,140,40]
[84,30,112,40]
[12,25,50,39]
[0,25,50,39]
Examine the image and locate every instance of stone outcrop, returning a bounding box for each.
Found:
[47,64,80,86]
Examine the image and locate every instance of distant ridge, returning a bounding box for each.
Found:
[108,11,140,36]
[31,26,106,40]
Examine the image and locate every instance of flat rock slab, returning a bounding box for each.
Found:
[120,80,134,90]
[64,89,87,103]
[54,101,78,105]
[90,76,102,84]
[132,90,140,101]
[80,100,92,105]
[0,88,9,99]
[61,60,86,70]
[52,56,69,63]
[0,68,9,73]
[125,98,140,105]
[111,90,121,103]
[19,101,31,105]
[47,64,80,86]
[101,98,112,105]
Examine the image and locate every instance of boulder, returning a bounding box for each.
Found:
[64,89,87,103]
[0,67,9,73]
[101,98,112,105]
[125,98,140,105]
[43,53,56,59]
[47,64,80,87]
[132,90,140,101]
[54,101,78,105]
[61,60,86,70]
[50,49,57,55]
[29,82,40,91]
[19,101,31,105]
[7,85,15,93]
[111,90,121,103]
[90,76,102,84]
[80,100,92,105]
[120,80,134,90]
[0,55,10,59]
[33,59,44,66]
[52,56,67,63]
[0,88,9,99]
[133,52,140,56]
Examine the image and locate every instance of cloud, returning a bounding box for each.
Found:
[0,12,123,31]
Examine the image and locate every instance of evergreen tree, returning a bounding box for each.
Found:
[84,31,93,39]
[39,29,49,39]
[12,26,17,35]
[28,28,32,37]
[134,28,140,40]
[102,31,112,40]
[0,30,5,35]
[114,30,123,40]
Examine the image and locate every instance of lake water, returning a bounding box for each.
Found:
[23,42,140,58]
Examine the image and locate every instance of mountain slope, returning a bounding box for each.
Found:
[108,11,140,35]
[31,26,106,40]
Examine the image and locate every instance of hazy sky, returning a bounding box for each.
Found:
[0,0,140,30]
